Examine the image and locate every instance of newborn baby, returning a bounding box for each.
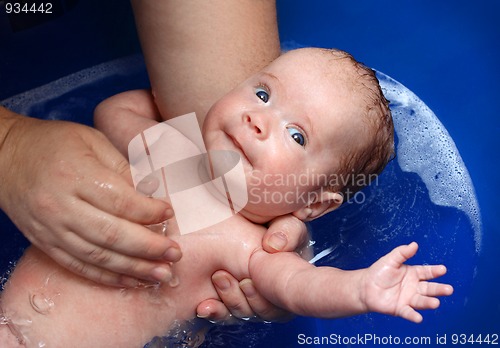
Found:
[0,48,453,347]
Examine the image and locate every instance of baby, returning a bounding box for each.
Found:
[0,48,453,347]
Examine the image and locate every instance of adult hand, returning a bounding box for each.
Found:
[0,110,180,287]
[196,215,308,322]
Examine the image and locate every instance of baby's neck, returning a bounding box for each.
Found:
[236,208,278,225]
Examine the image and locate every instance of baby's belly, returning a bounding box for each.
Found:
[0,215,263,347]
[1,247,180,347]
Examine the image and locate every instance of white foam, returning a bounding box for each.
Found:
[378,72,482,251]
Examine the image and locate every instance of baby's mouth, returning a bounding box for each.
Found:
[227,133,251,166]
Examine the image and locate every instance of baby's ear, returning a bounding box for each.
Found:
[292,190,343,221]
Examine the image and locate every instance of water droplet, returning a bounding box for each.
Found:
[29,292,55,315]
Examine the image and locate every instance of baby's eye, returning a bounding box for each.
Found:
[255,87,269,103]
[287,126,306,147]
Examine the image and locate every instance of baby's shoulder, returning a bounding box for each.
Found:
[177,214,265,253]
[176,215,266,280]
[222,214,267,243]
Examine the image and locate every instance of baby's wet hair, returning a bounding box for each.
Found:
[321,48,395,201]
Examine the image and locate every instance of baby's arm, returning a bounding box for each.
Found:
[94,89,161,156]
[249,242,453,322]
[249,249,367,319]
[199,215,310,322]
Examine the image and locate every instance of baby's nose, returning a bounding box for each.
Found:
[244,114,267,138]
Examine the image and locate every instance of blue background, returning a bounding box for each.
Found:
[1,0,499,346]
[276,0,500,337]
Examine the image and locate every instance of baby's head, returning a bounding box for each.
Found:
[203,47,394,223]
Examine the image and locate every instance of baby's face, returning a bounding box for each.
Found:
[203,49,366,221]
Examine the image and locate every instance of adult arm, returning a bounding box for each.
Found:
[130,0,306,257]
[0,107,179,286]
[130,0,281,124]
[131,0,313,321]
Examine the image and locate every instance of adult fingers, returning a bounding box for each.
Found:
[239,279,294,322]
[196,299,233,322]
[64,201,181,262]
[58,230,177,284]
[48,246,148,287]
[263,215,309,253]
[200,274,295,323]
[77,162,173,225]
[80,129,173,225]
[211,271,254,319]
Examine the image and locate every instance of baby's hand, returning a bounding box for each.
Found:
[362,242,454,323]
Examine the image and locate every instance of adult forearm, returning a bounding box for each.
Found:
[0,107,25,208]
[131,0,281,124]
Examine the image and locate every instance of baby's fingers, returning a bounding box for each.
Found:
[386,242,419,266]
[417,264,448,281]
[412,294,441,311]
[399,305,423,323]
[400,295,440,323]
[418,281,454,298]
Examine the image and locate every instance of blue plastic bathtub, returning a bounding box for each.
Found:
[1,1,498,347]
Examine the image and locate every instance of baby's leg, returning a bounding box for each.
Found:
[0,247,176,347]
[94,89,162,156]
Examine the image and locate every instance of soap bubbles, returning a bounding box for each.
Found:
[379,72,481,251]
